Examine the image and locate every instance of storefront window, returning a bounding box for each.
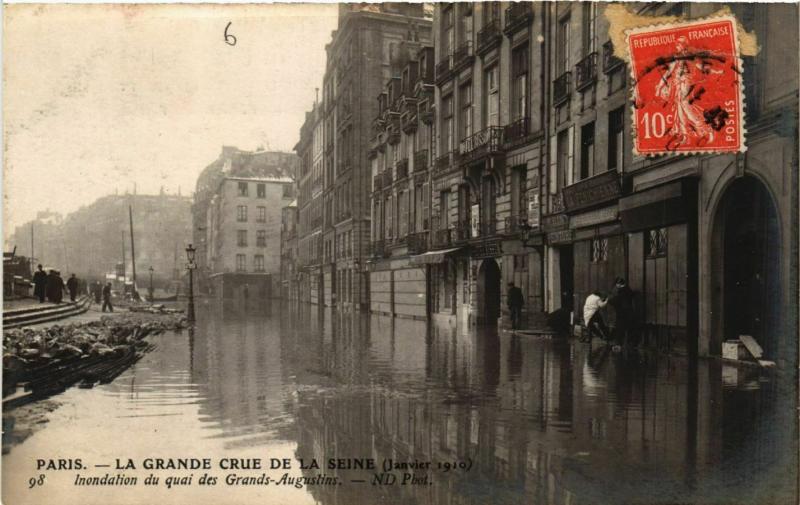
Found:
[590,238,608,263]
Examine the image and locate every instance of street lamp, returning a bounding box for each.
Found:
[148,266,154,302]
[185,244,196,324]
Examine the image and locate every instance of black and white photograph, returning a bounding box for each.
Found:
[2,2,799,504]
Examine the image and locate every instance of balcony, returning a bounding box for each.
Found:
[553,71,572,106]
[434,152,452,177]
[505,3,533,36]
[435,56,452,85]
[373,173,384,192]
[396,158,409,181]
[407,231,429,255]
[477,20,502,56]
[503,214,529,234]
[504,117,531,145]
[452,41,474,73]
[455,220,471,242]
[602,40,625,74]
[387,130,401,145]
[401,109,418,134]
[459,126,504,160]
[383,169,394,186]
[575,52,598,91]
[433,228,454,248]
[413,149,428,173]
[562,169,621,213]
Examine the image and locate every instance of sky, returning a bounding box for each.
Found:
[3,3,338,233]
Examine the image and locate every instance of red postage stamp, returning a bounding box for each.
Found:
[627,16,745,155]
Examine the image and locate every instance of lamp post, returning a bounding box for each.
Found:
[185,244,196,324]
[148,266,154,302]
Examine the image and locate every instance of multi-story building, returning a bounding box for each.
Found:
[317,3,433,310]
[280,201,299,301]
[427,2,547,326]
[6,194,192,287]
[367,33,434,319]
[537,2,797,362]
[294,101,325,305]
[194,147,297,299]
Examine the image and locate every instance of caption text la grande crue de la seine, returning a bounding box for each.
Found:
[29,456,474,490]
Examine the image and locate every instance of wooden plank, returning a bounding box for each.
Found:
[739,335,764,359]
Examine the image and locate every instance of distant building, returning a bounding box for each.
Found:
[6,194,192,287]
[280,200,299,301]
[193,147,298,299]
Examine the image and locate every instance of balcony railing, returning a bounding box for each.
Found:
[413,149,428,173]
[505,3,533,35]
[434,152,452,176]
[435,56,452,84]
[452,41,474,72]
[455,220,471,242]
[477,20,502,55]
[459,126,504,158]
[383,169,394,186]
[480,218,497,237]
[602,40,625,74]
[373,173,384,192]
[396,158,409,180]
[504,214,529,234]
[504,117,531,144]
[407,231,429,254]
[434,228,454,248]
[575,52,598,91]
[553,71,572,106]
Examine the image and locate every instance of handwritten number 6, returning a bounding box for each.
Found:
[224,22,237,46]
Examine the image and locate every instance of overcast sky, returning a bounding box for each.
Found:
[3,3,338,233]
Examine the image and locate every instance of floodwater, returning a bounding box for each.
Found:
[3,300,797,505]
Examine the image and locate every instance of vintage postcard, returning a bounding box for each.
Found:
[2,2,798,505]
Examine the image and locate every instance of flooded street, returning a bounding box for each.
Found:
[4,300,797,505]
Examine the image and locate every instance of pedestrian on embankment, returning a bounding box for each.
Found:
[66,273,79,302]
[32,264,47,303]
[507,282,524,331]
[46,270,65,304]
[102,282,114,313]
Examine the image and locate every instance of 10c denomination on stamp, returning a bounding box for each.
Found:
[627,15,745,155]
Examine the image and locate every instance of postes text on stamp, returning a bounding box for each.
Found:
[627,16,745,155]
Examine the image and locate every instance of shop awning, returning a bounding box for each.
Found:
[409,247,462,265]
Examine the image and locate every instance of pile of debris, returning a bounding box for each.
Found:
[3,313,188,408]
[128,303,184,315]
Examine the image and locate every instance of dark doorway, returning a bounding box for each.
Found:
[720,176,781,356]
[477,259,501,324]
[559,245,575,312]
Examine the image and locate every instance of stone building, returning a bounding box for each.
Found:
[429,2,547,326]
[294,102,324,305]
[193,147,297,299]
[317,3,433,310]
[537,2,797,362]
[280,201,299,302]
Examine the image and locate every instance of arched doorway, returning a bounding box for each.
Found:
[477,259,501,325]
[712,176,781,357]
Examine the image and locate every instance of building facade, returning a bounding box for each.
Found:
[316,3,433,310]
[194,147,297,299]
[280,201,299,301]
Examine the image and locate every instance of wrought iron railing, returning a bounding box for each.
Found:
[396,158,409,180]
[504,117,531,144]
[459,126,504,156]
[575,52,598,91]
[413,150,428,173]
[602,41,624,74]
[553,71,572,106]
[477,20,502,54]
[505,3,533,35]
[407,231,429,254]
[452,41,474,71]
[434,228,453,248]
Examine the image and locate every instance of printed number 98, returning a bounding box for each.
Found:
[640,112,667,139]
[28,474,45,489]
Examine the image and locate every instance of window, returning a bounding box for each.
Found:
[257,206,267,223]
[512,43,529,121]
[443,6,454,56]
[238,182,249,197]
[582,2,597,55]
[646,228,668,258]
[556,129,570,190]
[484,66,499,127]
[237,205,248,222]
[236,254,246,272]
[237,230,248,247]
[580,122,595,180]
[257,183,266,198]
[283,185,293,198]
[608,107,624,171]
[591,238,608,263]
[254,255,265,272]
[442,94,454,153]
[556,15,571,73]
[257,230,266,247]
[440,190,451,229]
[460,82,473,140]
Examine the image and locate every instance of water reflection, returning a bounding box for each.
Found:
[4,300,796,505]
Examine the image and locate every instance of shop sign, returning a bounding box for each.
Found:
[471,239,502,259]
[542,213,569,232]
[562,170,621,213]
[547,230,573,245]
[570,205,619,229]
